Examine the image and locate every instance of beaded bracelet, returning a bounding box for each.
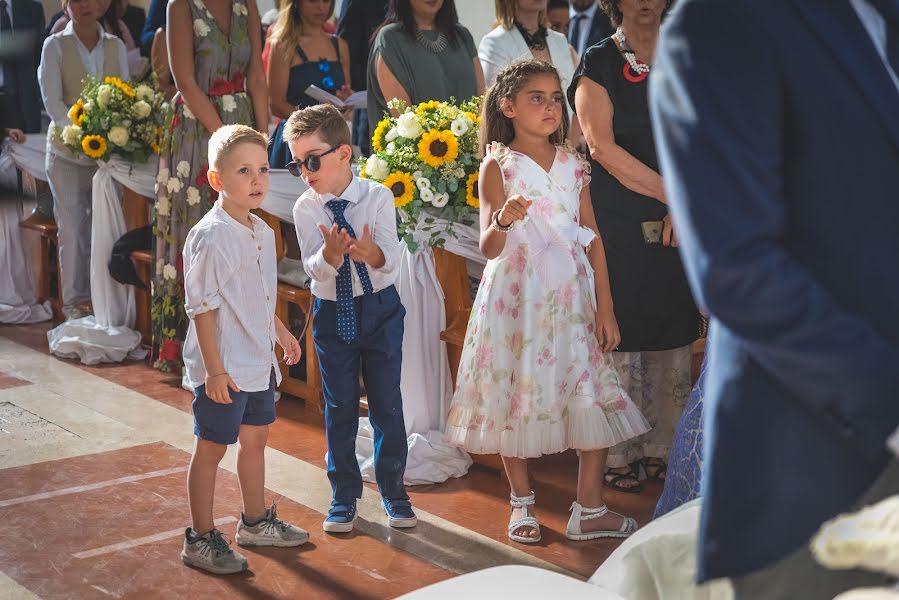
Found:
[491,209,514,233]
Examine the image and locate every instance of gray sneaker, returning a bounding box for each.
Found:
[181,528,248,575]
[236,503,309,547]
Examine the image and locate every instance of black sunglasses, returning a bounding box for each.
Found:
[286,146,340,177]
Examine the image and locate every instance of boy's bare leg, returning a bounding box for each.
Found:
[188,438,227,534]
[501,456,539,539]
[237,424,269,521]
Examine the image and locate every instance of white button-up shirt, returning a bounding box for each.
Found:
[182,202,281,392]
[37,20,130,127]
[569,2,599,57]
[293,175,400,301]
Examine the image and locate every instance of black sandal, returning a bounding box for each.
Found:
[643,457,668,482]
[603,466,642,493]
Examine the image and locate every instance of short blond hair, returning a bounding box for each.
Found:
[282,104,351,148]
[207,124,269,171]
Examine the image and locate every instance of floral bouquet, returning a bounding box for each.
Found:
[361,97,482,252]
[55,76,167,163]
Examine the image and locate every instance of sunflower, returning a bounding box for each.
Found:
[104,76,135,97]
[464,111,480,124]
[416,100,442,116]
[465,172,480,209]
[371,117,390,153]
[382,171,415,208]
[82,135,107,159]
[418,129,459,168]
[68,100,86,126]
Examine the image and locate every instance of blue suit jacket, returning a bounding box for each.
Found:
[649,0,899,582]
[6,0,44,133]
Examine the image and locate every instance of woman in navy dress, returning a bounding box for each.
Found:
[266,0,352,169]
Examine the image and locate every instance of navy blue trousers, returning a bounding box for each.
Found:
[313,284,408,501]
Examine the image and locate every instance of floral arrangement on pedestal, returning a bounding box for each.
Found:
[55,76,167,163]
[361,97,482,252]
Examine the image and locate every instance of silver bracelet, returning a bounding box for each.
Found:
[491,209,514,233]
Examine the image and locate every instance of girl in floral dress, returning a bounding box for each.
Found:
[152,0,269,371]
[444,60,649,544]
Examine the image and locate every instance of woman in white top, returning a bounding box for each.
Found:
[38,0,129,319]
[478,0,581,142]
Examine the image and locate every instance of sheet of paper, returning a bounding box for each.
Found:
[304,85,367,110]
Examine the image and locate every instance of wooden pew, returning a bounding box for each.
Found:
[254,209,323,413]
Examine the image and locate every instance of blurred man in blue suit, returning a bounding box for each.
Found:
[649,0,899,597]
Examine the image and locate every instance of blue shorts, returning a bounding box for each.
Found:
[192,370,277,445]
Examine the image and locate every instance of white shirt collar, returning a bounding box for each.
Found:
[312,174,363,206]
[212,200,265,233]
[62,20,110,42]
[569,3,599,20]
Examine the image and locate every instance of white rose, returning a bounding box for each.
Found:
[163,263,178,280]
[182,104,196,120]
[62,125,83,146]
[97,85,112,109]
[412,170,423,179]
[155,196,170,216]
[193,19,210,37]
[132,100,152,120]
[432,192,450,208]
[186,186,201,206]
[386,142,396,155]
[84,100,93,112]
[419,187,434,204]
[221,95,237,113]
[155,258,164,276]
[135,84,155,102]
[156,167,170,184]
[364,155,390,180]
[395,113,423,139]
[108,126,129,147]
[415,177,431,190]
[450,117,469,137]
[385,127,399,143]
[176,160,191,178]
[166,176,183,194]
[232,2,247,15]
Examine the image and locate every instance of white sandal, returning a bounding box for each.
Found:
[566,501,638,541]
[508,492,541,544]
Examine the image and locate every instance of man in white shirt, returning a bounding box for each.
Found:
[649,0,899,597]
[568,0,612,57]
[288,103,416,534]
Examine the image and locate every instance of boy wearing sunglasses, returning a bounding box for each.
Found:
[288,104,415,533]
[180,125,308,575]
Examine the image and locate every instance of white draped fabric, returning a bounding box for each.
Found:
[47,157,155,364]
[4,134,48,182]
[0,144,53,324]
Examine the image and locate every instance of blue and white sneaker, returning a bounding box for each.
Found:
[383,497,417,528]
[323,498,357,533]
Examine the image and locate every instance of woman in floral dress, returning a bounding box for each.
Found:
[152,0,269,371]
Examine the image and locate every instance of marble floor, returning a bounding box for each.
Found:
[0,322,663,599]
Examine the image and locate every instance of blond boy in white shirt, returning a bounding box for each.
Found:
[180,125,307,575]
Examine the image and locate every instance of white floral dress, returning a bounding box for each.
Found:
[444,143,650,458]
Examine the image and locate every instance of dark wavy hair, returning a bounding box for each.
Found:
[384,0,461,46]
[479,60,569,154]
[598,0,675,28]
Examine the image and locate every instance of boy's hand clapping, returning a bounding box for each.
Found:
[346,225,385,268]
[318,223,353,270]
[497,194,533,226]
[205,372,239,404]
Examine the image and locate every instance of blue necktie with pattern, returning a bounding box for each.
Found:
[326,199,374,343]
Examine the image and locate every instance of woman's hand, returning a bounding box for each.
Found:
[497,194,532,226]
[205,372,239,404]
[5,129,25,144]
[595,307,621,354]
[662,214,678,247]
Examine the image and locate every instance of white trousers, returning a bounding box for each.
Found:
[607,345,693,469]
[46,150,96,308]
